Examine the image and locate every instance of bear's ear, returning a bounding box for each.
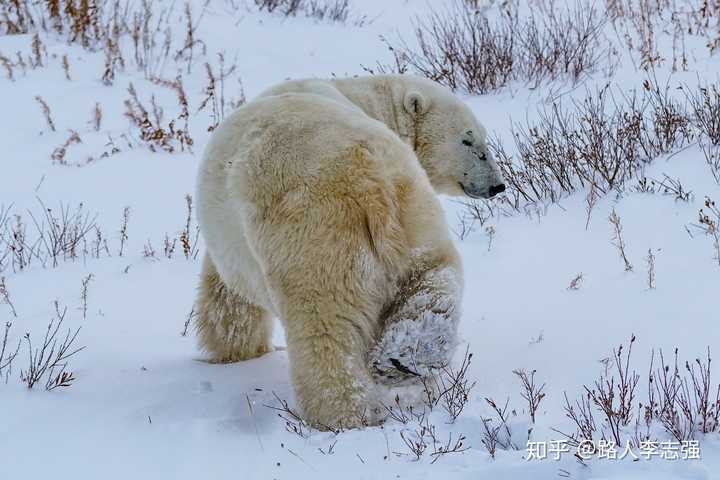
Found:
[403,91,428,115]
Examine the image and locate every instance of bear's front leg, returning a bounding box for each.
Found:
[370,253,463,383]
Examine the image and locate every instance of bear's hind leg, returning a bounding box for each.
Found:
[370,182,464,383]
[282,294,382,430]
[370,252,462,382]
[195,254,273,363]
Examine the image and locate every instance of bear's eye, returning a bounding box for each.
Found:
[462,139,473,147]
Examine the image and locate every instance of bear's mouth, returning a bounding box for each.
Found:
[459,182,486,199]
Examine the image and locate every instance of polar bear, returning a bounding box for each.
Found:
[194,75,505,429]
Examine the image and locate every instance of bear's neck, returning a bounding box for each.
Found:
[330,77,415,147]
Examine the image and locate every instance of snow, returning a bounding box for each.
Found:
[1,1,719,479]
[370,262,460,382]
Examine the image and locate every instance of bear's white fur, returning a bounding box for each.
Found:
[194,75,504,429]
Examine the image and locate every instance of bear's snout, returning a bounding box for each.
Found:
[488,183,506,197]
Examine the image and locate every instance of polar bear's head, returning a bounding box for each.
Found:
[398,78,505,199]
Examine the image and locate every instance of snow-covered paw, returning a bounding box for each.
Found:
[371,261,461,384]
[370,300,458,384]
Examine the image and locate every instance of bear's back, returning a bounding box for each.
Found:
[210,92,418,204]
[196,92,426,311]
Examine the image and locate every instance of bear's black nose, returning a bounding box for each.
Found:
[488,184,506,197]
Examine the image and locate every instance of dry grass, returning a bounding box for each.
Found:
[80,273,93,320]
[567,273,584,290]
[198,53,242,132]
[513,368,546,424]
[0,321,20,383]
[462,76,720,218]
[609,209,634,272]
[20,301,85,391]
[92,102,102,131]
[51,130,82,165]
[35,95,55,132]
[646,248,657,288]
[1,0,212,83]
[124,79,194,154]
[265,347,474,462]
[0,196,201,275]
[180,194,201,260]
[555,335,720,447]
[607,0,720,69]
[0,52,14,80]
[694,196,720,266]
[378,0,607,94]
[427,347,476,422]
[0,276,18,317]
[254,0,364,25]
[0,2,242,166]
[480,397,521,458]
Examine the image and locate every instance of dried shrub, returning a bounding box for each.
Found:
[255,0,364,24]
[701,142,720,184]
[264,391,322,437]
[255,0,301,15]
[0,200,110,274]
[28,200,97,268]
[646,347,720,442]
[609,209,634,272]
[101,33,125,85]
[567,273,584,290]
[382,0,606,94]
[397,415,469,463]
[607,0,720,68]
[30,33,45,67]
[0,52,14,80]
[35,95,56,132]
[632,174,693,202]
[20,301,85,390]
[2,0,207,87]
[554,336,640,447]
[0,321,20,383]
[646,248,656,289]
[383,348,475,462]
[80,273,93,320]
[130,0,176,79]
[0,0,36,34]
[437,347,476,422]
[181,306,196,336]
[693,197,720,266]
[124,80,193,153]
[480,397,520,458]
[685,83,720,181]
[555,336,720,447]
[0,276,17,317]
[51,130,82,165]
[180,194,200,260]
[118,206,130,257]
[306,0,352,23]
[174,1,207,74]
[62,53,71,80]
[497,85,686,208]
[468,76,720,218]
[513,368,546,424]
[198,53,238,132]
[413,346,477,423]
[92,102,102,131]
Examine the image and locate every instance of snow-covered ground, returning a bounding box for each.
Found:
[1,1,719,479]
